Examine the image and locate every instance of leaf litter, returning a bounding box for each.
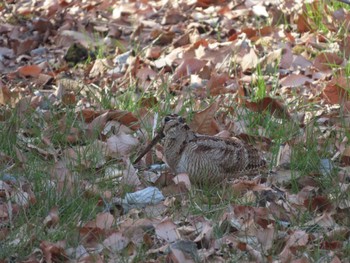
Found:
[1,0,350,262]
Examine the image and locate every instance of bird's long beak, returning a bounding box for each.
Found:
[133,130,165,164]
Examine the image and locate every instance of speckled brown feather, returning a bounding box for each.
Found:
[161,114,267,184]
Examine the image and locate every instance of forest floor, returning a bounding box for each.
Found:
[1,0,350,262]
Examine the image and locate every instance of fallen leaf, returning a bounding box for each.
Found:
[322,76,349,104]
[280,74,312,87]
[40,240,67,263]
[172,58,207,81]
[244,97,291,119]
[241,48,258,72]
[173,173,191,191]
[314,52,343,72]
[18,65,42,77]
[103,232,130,252]
[155,219,180,243]
[43,206,59,228]
[106,132,139,157]
[95,212,115,230]
[190,101,221,135]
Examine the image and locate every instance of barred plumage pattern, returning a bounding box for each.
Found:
[161,114,267,184]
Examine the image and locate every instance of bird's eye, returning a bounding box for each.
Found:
[164,116,171,122]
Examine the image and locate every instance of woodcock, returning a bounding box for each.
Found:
[143,114,267,185]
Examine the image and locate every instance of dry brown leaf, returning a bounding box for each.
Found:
[244,97,291,119]
[256,223,275,251]
[162,10,186,25]
[92,212,115,230]
[241,48,258,72]
[136,67,157,82]
[172,173,191,191]
[155,219,180,243]
[304,212,336,228]
[106,133,139,157]
[0,86,12,105]
[322,76,349,104]
[40,240,67,263]
[279,230,309,262]
[190,101,221,135]
[193,220,213,247]
[172,58,207,81]
[43,206,59,228]
[280,74,312,88]
[304,195,333,213]
[314,52,343,72]
[206,72,230,95]
[86,111,109,138]
[150,29,175,45]
[120,158,141,186]
[103,232,130,252]
[297,13,313,33]
[50,160,76,196]
[17,65,42,77]
[145,46,162,59]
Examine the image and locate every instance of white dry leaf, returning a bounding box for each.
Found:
[276,144,291,167]
[241,48,258,72]
[256,223,275,251]
[107,132,139,157]
[103,232,130,252]
[259,48,282,70]
[155,218,181,243]
[252,5,269,17]
[89,58,109,78]
[94,212,115,230]
[13,191,29,206]
[280,74,313,88]
[193,221,213,245]
[304,212,337,228]
[173,173,191,191]
[121,158,141,186]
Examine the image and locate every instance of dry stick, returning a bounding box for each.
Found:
[133,132,164,164]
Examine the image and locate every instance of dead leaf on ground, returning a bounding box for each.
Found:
[103,232,130,252]
[17,65,42,77]
[40,240,67,263]
[106,132,139,157]
[314,52,343,72]
[43,206,59,228]
[190,101,221,135]
[280,74,313,88]
[244,97,291,119]
[172,58,207,81]
[322,76,350,104]
[155,218,180,243]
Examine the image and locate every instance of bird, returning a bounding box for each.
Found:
[158,114,267,185]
